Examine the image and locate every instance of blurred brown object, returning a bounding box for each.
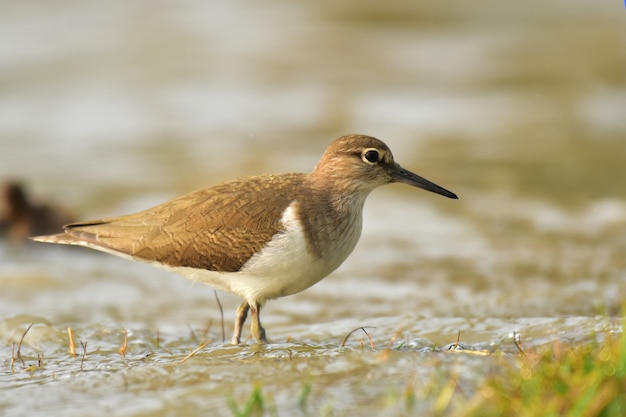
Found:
[0,180,76,243]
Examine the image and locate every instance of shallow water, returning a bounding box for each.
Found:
[1,0,625,415]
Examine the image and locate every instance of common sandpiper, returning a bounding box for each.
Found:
[32,134,458,344]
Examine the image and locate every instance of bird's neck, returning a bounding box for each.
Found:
[295,176,370,265]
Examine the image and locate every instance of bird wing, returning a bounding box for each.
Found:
[49,174,303,272]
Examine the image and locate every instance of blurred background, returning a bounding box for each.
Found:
[1,0,625,369]
[1,1,625,415]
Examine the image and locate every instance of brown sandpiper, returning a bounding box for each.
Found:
[31,134,458,344]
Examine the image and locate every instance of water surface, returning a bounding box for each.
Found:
[1,0,625,415]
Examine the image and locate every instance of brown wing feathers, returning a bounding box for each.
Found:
[61,174,304,272]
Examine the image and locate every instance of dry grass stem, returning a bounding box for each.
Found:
[179,340,212,365]
[10,342,15,373]
[119,327,128,356]
[16,323,33,365]
[341,326,376,348]
[201,319,213,343]
[447,330,461,351]
[513,331,526,357]
[67,327,76,357]
[187,323,198,343]
[80,341,88,370]
[381,322,406,353]
[214,289,225,343]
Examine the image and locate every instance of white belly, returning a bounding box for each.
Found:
[164,202,362,305]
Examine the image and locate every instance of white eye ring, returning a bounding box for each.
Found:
[362,149,380,164]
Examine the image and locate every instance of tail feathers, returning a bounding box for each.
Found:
[30,233,88,246]
[29,232,135,261]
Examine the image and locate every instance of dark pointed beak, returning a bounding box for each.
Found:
[391,164,458,199]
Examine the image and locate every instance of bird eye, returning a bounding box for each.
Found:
[363,149,379,164]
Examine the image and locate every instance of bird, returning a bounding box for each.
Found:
[1,180,75,243]
[31,134,458,344]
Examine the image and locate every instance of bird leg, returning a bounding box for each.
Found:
[231,301,249,345]
[250,303,268,344]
